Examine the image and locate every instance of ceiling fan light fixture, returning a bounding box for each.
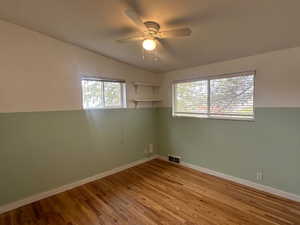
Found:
[143,39,157,51]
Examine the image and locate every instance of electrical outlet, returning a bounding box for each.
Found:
[256,171,263,181]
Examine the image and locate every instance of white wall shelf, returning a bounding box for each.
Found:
[133,82,160,93]
[133,98,162,102]
[132,99,161,108]
[132,82,161,108]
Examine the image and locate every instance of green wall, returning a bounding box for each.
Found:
[1,107,300,206]
[0,108,157,206]
[157,108,300,195]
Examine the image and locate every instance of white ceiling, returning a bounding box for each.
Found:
[1,0,300,72]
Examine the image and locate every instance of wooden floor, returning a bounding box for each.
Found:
[1,159,300,225]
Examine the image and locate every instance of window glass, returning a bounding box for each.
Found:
[104,82,122,107]
[210,75,254,116]
[81,78,125,109]
[175,80,208,114]
[173,72,255,120]
[81,80,103,109]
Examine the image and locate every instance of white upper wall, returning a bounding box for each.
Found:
[0,20,161,113]
[1,19,300,112]
[160,46,300,108]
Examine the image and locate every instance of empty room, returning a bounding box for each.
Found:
[0,0,300,224]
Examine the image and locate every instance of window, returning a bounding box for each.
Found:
[81,77,126,109]
[173,71,255,120]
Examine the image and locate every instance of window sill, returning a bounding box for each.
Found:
[173,113,255,121]
[83,107,127,110]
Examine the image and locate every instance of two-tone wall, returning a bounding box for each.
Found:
[1,17,300,208]
[0,20,160,206]
[158,47,300,195]
[0,20,160,113]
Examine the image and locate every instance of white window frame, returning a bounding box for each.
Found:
[81,76,127,109]
[172,71,256,121]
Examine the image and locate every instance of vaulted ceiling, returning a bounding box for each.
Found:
[1,0,300,72]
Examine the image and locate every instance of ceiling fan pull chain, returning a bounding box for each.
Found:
[142,47,145,60]
[154,49,159,62]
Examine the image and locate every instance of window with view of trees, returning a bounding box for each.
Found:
[81,78,126,109]
[173,72,255,120]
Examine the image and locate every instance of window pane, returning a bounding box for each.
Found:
[175,80,208,113]
[210,75,254,116]
[104,82,122,107]
[82,80,103,109]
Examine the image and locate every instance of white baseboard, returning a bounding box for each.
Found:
[1,154,299,215]
[0,156,157,214]
[157,156,300,203]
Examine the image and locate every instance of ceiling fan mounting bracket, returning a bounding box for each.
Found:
[144,21,160,34]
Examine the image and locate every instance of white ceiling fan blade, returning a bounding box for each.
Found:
[117,35,145,43]
[159,28,192,38]
[124,8,147,31]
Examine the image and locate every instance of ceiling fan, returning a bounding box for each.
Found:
[117,7,192,52]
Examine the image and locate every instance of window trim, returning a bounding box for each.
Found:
[172,70,256,121]
[80,76,127,110]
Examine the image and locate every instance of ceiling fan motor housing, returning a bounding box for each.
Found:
[144,21,160,35]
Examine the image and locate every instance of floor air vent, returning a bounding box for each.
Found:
[168,155,181,163]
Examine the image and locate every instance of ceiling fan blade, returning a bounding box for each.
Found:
[117,35,145,43]
[124,8,147,31]
[159,28,192,38]
[157,39,176,57]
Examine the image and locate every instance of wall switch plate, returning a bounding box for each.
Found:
[256,171,263,181]
[149,144,154,153]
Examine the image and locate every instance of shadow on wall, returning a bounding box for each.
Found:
[0,108,157,206]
